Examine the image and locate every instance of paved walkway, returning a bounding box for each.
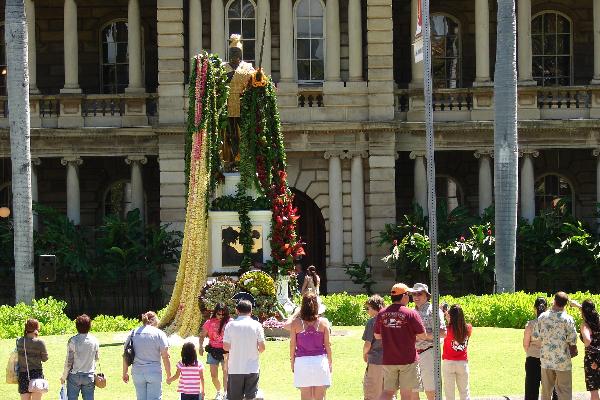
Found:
[474,394,589,400]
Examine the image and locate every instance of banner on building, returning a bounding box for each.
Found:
[413,0,423,63]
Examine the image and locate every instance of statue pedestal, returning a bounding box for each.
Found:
[215,172,259,199]
[276,275,296,314]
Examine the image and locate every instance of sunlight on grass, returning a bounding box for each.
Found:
[0,327,587,399]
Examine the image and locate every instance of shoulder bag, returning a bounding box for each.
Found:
[94,359,106,389]
[123,329,136,366]
[5,338,19,384]
[24,337,49,393]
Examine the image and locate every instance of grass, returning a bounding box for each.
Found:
[0,327,588,399]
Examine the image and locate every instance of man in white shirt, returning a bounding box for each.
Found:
[223,299,266,400]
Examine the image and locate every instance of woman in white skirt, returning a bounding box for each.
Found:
[289,292,332,400]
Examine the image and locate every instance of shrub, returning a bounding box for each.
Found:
[199,277,238,312]
[91,315,139,333]
[0,297,74,339]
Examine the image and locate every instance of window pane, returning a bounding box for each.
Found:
[431,15,448,36]
[311,38,324,59]
[229,20,242,35]
[309,0,323,16]
[297,0,309,17]
[532,16,542,34]
[544,14,556,33]
[297,18,310,38]
[117,65,129,87]
[229,0,241,17]
[543,57,556,76]
[117,43,129,63]
[297,59,310,80]
[297,39,310,59]
[557,56,570,77]
[557,34,569,55]
[432,58,446,82]
[431,36,445,57]
[242,0,255,17]
[242,20,255,39]
[115,22,128,42]
[311,59,324,80]
[532,35,542,55]
[543,35,556,54]
[244,40,255,61]
[557,15,570,33]
[446,36,459,58]
[532,56,544,77]
[310,18,323,37]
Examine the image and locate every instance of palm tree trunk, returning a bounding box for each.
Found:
[6,0,34,303]
[494,0,518,293]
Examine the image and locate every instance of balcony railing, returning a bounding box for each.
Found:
[395,85,600,122]
[298,87,324,108]
[0,93,158,129]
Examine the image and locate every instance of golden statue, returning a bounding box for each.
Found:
[223,34,255,172]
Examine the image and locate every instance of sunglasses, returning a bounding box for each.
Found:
[412,291,426,296]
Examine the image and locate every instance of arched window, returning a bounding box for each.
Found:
[226,0,257,66]
[436,176,463,211]
[532,12,572,86]
[535,174,573,214]
[295,0,325,82]
[431,14,461,88]
[101,20,130,94]
[0,24,6,96]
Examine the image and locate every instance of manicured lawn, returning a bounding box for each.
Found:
[0,327,587,399]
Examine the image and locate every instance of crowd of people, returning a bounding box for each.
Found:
[10,281,600,400]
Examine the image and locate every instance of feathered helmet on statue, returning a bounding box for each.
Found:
[229,34,243,50]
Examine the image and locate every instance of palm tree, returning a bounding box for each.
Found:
[6,0,34,303]
[493,0,518,293]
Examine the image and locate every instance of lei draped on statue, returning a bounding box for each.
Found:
[159,53,304,337]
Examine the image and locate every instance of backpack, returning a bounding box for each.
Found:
[123,329,136,366]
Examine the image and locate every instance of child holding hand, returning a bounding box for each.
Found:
[168,342,205,400]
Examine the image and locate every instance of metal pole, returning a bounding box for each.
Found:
[420,0,442,399]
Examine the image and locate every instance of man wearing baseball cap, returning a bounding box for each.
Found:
[374,283,427,400]
[410,283,446,400]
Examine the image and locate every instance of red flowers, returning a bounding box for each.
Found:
[393,239,398,246]
[460,236,465,242]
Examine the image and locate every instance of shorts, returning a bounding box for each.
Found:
[181,394,202,400]
[383,362,422,392]
[207,352,223,365]
[415,348,435,391]
[363,363,384,400]
[18,369,44,394]
[227,373,259,400]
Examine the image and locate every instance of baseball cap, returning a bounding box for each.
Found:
[390,283,410,296]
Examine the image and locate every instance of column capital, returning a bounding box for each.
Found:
[349,150,369,159]
[125,155,148,165]
[518,149,539,158]
[324,150,344,159]
[409,151,426,159]
[61,156,83,166]
[31,157,42,166]
[474,149,493,159]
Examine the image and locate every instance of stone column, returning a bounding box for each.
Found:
[410,0,423,87]
[157,0,185,124]
[26,0,39,94]
[518,0,535,84]
[325,0,341,82]
[410,151,428,215]
[475,150,493,215]
[257,0,272,75]
[520,150,538,223]
[279,0,294,82]
[62,0,80,93]
[61,157,83,225]
[126,156,147,219]
[189,0,203,57]
[348,0,363,81]
[474,0,491,85]
[447,179,459,211]
[593,0,600,83]
[31,158,41,230]
[325,151,343,266]
[211,0,225,58]
[594,149,600,231]
[126,0,144,92]
[351,151,367,263]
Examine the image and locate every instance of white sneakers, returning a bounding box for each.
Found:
[215,391,223,400]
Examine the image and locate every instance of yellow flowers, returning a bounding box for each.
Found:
[239,270,276,297]
[159,131,210,338]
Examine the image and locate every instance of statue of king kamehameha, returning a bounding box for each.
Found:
[222,34,255,172]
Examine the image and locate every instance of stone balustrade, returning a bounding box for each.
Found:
[0,93,158,129]
[394,85,600,122]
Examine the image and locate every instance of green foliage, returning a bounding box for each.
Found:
[90,315,139,333]
[343,261,375,295]
[210,195,270,211]
[320,293,371,326]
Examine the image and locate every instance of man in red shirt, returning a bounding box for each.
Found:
[374,283,427,400]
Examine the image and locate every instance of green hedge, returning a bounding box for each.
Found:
[0,297,139,339]
[321,292,600,329]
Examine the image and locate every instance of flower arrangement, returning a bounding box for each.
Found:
[199,277,238,312]
[238,270,276,297]
[262,317,285,329]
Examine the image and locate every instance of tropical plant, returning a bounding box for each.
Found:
[494,0,519,293]
[343,260,375,295]
[6,0,34,303]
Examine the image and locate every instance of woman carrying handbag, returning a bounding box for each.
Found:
[60,314,101,400]
[17,318,49,400]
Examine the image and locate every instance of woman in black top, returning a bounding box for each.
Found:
[17,318,49,400]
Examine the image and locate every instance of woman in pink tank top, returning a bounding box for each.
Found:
[289,293,332,400]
